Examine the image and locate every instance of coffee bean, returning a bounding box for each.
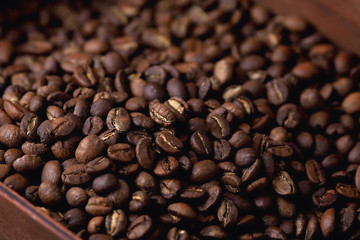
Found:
[276,104,301,129]
[320,208,335,238]
[41,160,61,184]
[105,209,127,237]
[0,124,23,147]
[83,117,104,135]
[217,199,238,227]
[129,191,150,212]
[190,160,218,182]
[213,139,231,161]
[0,164,11,180]
[160,179,181,199]
[106,107,131,132]
[305,159,326,185]
[93,174,118,194]
[149,102,175,127]
[107,179,130,208]
[266,79,289,106]
[87,216,104,234]
[235,148,257,167]
[85,196,113,216]
[135,138,155,169]
[228,130,251,149]
[168,202,196,219]
[208,114,231,139]
[13,154,42,173]
[272,171,296,195]
[38,182,62,205]
[336,183,360,199]
[4,173,28,193]
[126,215,153,240]
[155,131,183,154]
[190,132,213,155]
[168,227,190,240]
[107,143,135,163]
[20,113,40,141]
[241,158,261,183]
[66,187,88,207]
[264,227,286,240]
[153,156,179,177]
[22,141,48,156]
[62,164,91,186]
[99,129,119,146]
[75,135,105,164]
[342,92,360,114]
[64,208,87,230]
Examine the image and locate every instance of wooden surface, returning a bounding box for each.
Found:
[0,182,78,240]
[256,0,360,56]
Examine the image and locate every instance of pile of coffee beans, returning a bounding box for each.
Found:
[1,0,360,239]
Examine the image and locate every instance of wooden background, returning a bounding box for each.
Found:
[256,0,360,56]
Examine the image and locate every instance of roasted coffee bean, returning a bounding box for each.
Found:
[20,113,40,141]
[155,131,183,154]
[336,183,360,198]
[107,179,130,208]
[83,117,104,135]
[64,208,87,230]
[190,132,213,155]
[264,227,286,240]
[153,156,179,177]
[305,159,326,185]
[41,160,61,184]
[13,154,42,173]
[320,208,335,238]
[168,227,190,240]
[85,196,113,216]
[92,174,118,194]
[213,139,231,161]
[87,216,104,234]
[190,160,219,182]
[66,187,88,207]
[160,179,181,199]
[0,164,11,181]
[22,141,48,156]
[51,136,81,160]
[0,124,23,147]
[62,164,91,186]
[129,191,150,212]
[235,148,257,167]
[217,199,238,227]
[135,138,155,169]
[241,158,261,183]
[25,185,39,203]
[105,209,127,237]
[85,157,112,174]
[135,171,157,194]
[107,143,135,163]
[272,171,296,195]
[99,129,119,146]
[75,135,105,164]
[149,102,175,127]
[208,115,231,139]
[4,173,28,193]
[168,202,196,219]
[339,203,357,233]
[106,107,131,133]
[228,130,251,149]
[126,215,153,240]
[38,182,62,205]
